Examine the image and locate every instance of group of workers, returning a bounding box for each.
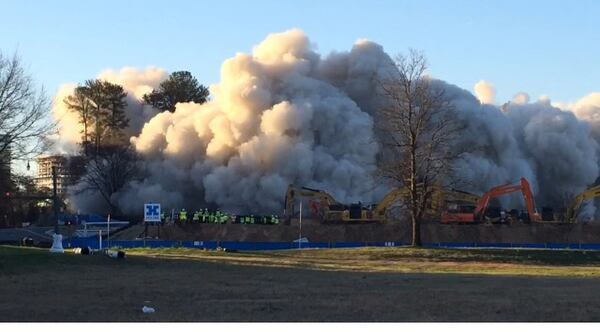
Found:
[160,209,280,225]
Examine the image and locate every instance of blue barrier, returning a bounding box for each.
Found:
[433,242,476,248]
[581,244,600,250]
[511,243,547,249]
[546,243,570,249]
[331,242,366,248]
[62,238,600,251]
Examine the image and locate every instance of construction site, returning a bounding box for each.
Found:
[37,178,597,250]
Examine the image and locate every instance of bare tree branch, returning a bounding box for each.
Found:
[374,50,466,246]
[0,51,54,161]
[73,145,140,215]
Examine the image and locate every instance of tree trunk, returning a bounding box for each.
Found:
[95,110,101,155]
[411,213,421,247]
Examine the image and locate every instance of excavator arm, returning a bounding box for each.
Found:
[443,177,539,224]
[566,185,600,222]
[474,183,522,218]
[520,177,540,222]
[474,177,540,222]
[372,188,410,220]
[374,186,478,221]
[283,185,340,221]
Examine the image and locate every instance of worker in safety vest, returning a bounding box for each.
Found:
[179,209,188,223]
[160,212,166,224]
[192,211,200,222]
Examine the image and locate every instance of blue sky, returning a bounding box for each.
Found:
[1,0,598,103]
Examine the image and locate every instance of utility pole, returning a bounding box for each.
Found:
[298,200,302,249]
[52,166,59,234]
[50,165,64,253]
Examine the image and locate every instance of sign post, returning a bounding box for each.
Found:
[144,203,161,243]
[107,214,111,248]
[144,203,161,223]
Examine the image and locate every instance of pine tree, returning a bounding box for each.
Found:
[100,81,129,146]
[143,71,209,112]
[66,79,129,156]
[83,79,108,155]
[64,86,94,154]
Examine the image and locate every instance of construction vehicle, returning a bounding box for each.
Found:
[441,177,540,224]
[433,188,480,210]
[284,184,406,223]
[283,185,340,222]
[285,184,481,224]
[368,186,479,222]
[565,185,600,223]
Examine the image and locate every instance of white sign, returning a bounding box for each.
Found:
[144,203,161,223]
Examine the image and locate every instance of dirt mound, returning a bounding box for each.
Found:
[102,219,600,244]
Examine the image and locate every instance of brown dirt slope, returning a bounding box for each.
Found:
[126,221,600,245]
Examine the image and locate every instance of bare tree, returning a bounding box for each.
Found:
[0,51,53,161]
[375,50,465,246]
[75,145,139,215]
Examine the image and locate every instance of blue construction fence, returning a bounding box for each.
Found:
[62,237,600,251]
[62,238,400,250]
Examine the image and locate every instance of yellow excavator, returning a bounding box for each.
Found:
[333,186,479,223]
[284,184,480,224]
[565,185,600,223]
[327,187,412,223]
[283,185,340,223]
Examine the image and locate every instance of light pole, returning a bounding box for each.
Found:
[298,200,302,249]
[49,165,64,253]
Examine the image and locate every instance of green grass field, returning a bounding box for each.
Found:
[126,246,600,277]
[3,245,600,321]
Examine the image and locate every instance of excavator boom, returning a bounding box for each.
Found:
[284,185,340,221]
[442,177,540,224]
[566,185,600,222]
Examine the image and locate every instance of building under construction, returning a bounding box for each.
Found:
[35,155,85,196]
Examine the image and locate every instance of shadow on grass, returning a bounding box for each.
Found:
[364,248,600,266]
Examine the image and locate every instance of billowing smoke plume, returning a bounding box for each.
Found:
[53,29,600,217]
[445,83,599,209]
[473,80,496,105]
[115,30,390,214]
[557,93,600,140]
[512,92,531,105]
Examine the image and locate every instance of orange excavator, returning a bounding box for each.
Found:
[441,177,541,224]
